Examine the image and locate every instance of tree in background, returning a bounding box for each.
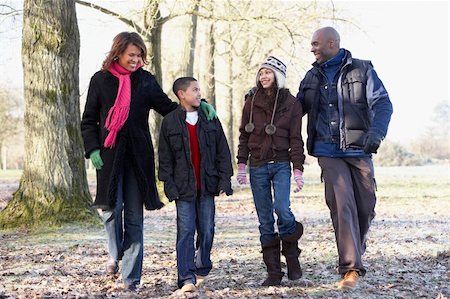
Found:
[409,101,450,161]
[0,0,97,228]
[0,88,22,170]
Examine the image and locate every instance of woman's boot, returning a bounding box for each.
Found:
[261,236,284,286]
[281,221,303,280]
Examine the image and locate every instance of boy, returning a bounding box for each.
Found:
[158,77,233,293]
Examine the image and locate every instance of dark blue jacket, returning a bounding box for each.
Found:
[296,49,393,157]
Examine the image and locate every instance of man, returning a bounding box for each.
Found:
[296,27,393,289]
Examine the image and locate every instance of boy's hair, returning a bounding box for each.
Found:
[173,77,197,99]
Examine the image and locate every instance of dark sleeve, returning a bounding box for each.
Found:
[296,77,310,116]
[215,118,233,195]
[289,97,305,171]
[147,75,179,117]
[236,95,252,164]
[80,75,101,158]
[365,64,393,138]
[157,118,180,201]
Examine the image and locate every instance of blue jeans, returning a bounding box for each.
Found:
[175,195,215,288]
[100,161,143,285]
[250,162,296,245]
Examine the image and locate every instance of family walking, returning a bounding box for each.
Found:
[80,26,392,294]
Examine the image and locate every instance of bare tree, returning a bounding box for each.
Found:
[0,0,96,228]
[199,21,216,107]
[409,101,450,161]
[0,88,22,170]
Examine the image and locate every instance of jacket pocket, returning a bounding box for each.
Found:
[342,74,366,104]
[205,168,219,195]
[272,127,290,151]
[345,129,366,148]
[174,169,189,197]
[168,132,183,158]
[247,125,264,159]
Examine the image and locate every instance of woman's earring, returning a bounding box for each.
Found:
[113,56,118,61]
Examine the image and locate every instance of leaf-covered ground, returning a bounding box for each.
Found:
[0,165,449,299]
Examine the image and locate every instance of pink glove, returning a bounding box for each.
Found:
[293,169,304,193]
[236,163,248,185]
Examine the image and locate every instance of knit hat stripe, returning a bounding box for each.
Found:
[261,56,287,77]
[257,55,287,89]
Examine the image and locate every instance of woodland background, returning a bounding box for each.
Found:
[0,0,448,298]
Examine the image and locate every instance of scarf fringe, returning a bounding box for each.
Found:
[104,106,130,148]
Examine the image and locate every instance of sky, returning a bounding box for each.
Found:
[0,0,448,144]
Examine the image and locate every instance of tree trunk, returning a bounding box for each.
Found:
[202,22,216,107]
[187,1,199,77]
[226,33,235,160]
[147,18,164,163]
[0,0,97,228]
[142,1,164,160]
[1,143,6,171]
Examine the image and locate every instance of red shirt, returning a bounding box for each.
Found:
[186,122,201,191]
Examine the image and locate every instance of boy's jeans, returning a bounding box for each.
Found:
[250,161,296,245]
[175,195,215,288]
[100,161,144,286]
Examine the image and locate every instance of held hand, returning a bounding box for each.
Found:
[90,149,103,170]
[363,133,383,154]
[200,100,217,121]
[293,169,304,193]
[236,163,248,185]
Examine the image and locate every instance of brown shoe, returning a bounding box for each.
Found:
[106,259,118,275]
[195,275,207,287]
[337,270,359,289]
[180,282,196,293]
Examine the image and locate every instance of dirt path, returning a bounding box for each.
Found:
[0,166,449,298]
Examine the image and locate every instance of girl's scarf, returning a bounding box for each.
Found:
[104,62,140,148]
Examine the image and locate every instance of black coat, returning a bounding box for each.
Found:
[158,106,233,201]
[81,68,177,210]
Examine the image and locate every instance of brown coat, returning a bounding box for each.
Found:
[237,88,305,171]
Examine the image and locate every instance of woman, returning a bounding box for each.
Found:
[80,32,215,292]
[236,56,305,286]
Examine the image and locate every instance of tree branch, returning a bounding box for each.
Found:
[75,0,144,34]
[0,4,22,17]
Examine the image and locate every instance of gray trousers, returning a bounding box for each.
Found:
[318,157,376,276]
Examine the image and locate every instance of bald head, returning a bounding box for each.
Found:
[311,27,341,63]
[317,27,340,46]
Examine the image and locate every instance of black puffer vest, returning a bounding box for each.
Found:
[301,55,372,154]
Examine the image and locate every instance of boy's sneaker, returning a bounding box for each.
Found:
[195,275,207,287]
[180,282,196,293]
[106,259,118,275]
[337,270,359,289]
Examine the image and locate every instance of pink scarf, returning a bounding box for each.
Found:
[104,62,140,148]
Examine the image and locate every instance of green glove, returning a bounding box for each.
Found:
[90,149,103,170]
[200,100,217,121]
